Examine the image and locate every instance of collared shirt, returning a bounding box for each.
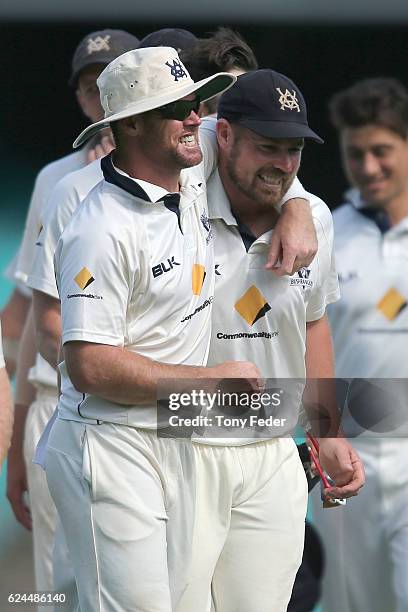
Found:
[207,169,340,380]
[329,198,408,378]
[55,154,214,428]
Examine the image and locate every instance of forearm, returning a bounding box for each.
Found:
[1,288,31,376]
[14,307,37,407]
[0,369,13,467]
[65,342,216,405]
[32,290,61,370]
[304,315,342,437]
[7,403,29,464]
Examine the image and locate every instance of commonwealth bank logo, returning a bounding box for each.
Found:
[235,285,271,326]
[192,264,206,295]
[276,88,300,112]
[377,288,407,320]
[74,267,95,290]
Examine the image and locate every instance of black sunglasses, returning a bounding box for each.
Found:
[155,97,200,121]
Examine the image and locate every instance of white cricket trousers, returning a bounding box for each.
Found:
[312,437,408,612]
[23,386,58,605]
[45,418,307,612]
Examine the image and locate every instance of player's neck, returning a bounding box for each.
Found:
[113,150,181,193]
[231,198,278,238]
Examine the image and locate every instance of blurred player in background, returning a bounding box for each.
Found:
[182,26,258,116]
[5,29,140,604]
[313,77,408,612]
[138,26,198,52]
[0,321,13,470]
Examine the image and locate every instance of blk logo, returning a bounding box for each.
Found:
[152,256,180,278]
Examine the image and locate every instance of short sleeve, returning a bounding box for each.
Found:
[28,180,83,299]
[56,195,137,347]
[275,176,309,212]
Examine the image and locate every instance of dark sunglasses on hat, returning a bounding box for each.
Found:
[156,97,200,121]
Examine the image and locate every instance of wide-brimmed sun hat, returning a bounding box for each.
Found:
[73,46,236,148]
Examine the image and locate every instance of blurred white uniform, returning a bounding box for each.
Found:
[312,191,408,612]
[10,147,90,601]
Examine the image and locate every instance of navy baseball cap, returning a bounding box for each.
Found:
[70,29,140,86]
[138,28,197,52]
[218,69,323,143]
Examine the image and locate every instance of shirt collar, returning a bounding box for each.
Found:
[101,152,180,204]
[345,187,408,235]
[207,169,237,225]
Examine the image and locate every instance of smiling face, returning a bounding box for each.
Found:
[341,124,408,209]
[139,95,203,171]
[220,123,303,209]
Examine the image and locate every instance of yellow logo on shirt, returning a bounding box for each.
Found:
[235,285,271,326]
[192,264,206,295]
[377,288,407,320]
[74,267,95,291]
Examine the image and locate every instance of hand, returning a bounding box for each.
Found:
[318,437,365,500]
[266,198,317,276]
[7,450,32,530]
[209,360,263,392]
[86,134,115,163]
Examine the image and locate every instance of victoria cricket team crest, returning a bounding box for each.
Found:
[87,35,111,55]
[166,59,187,81]
[276,88,300,112]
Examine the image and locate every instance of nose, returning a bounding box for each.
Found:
[184,110,201,127]
[272,154,295,174]
[361,152,380,176]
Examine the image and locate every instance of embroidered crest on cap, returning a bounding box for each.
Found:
[276,88,300,112]
[165,60,187,81]
[87,35,111,55]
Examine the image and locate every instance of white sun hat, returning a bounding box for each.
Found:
[73,46,236,148]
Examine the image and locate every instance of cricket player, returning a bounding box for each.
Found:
[6,29,140,601]
[313,77,408,612]
[173,69,365,612]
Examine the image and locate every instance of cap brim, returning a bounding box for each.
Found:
[73,72,236,148]
[234,118,324,144]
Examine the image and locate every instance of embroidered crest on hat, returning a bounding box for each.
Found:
[166,59,188,81]
[87,35,111,55]
[276,88,300,112]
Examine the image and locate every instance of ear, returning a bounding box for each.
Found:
[121,115,141,137]
[216,119,233,151]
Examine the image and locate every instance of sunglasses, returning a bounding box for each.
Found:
[155,97,201,121]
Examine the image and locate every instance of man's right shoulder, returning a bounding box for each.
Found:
[35,149,87,189]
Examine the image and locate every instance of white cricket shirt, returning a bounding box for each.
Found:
[207,170,340,378]
[330,193,408,378]
[56,154,215,428]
